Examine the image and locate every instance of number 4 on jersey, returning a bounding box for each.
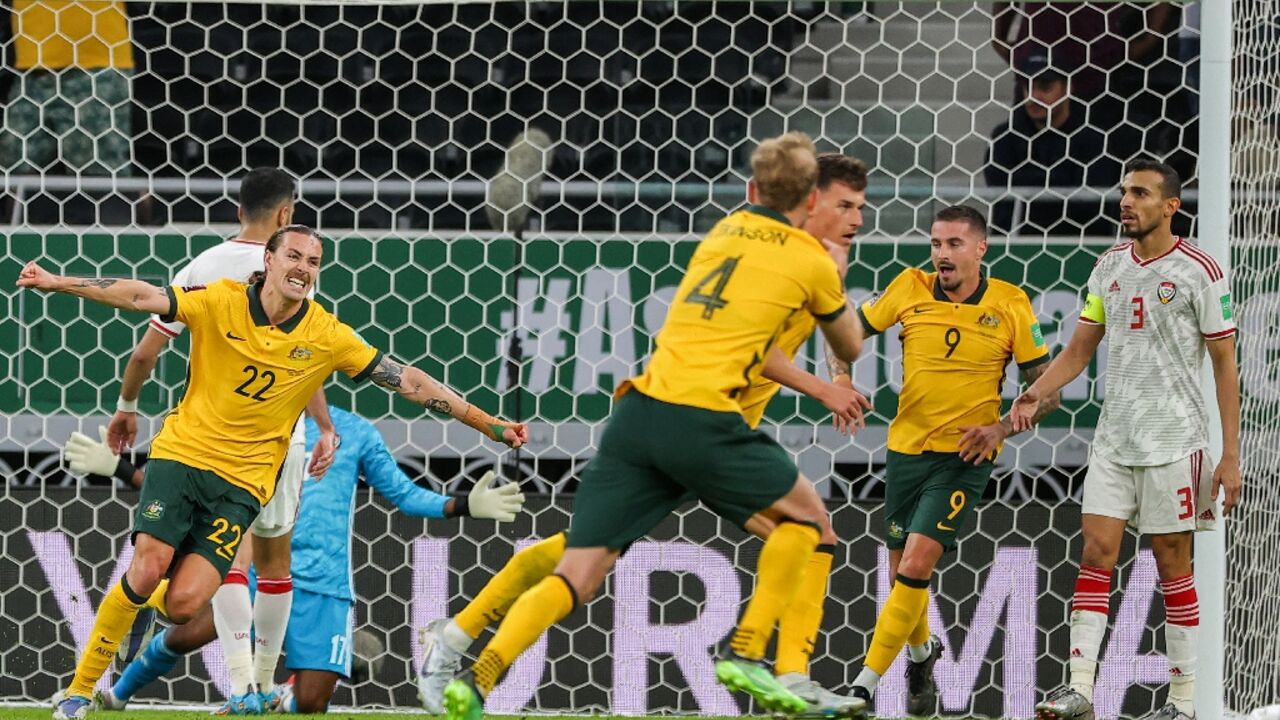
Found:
[684,256,741,320]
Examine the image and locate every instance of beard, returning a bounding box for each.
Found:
[1122,218,1160,239]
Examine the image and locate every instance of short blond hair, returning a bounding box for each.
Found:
[750,132,818,213]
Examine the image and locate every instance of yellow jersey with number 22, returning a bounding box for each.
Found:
[148,279,381,504]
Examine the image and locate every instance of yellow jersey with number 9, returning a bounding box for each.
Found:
[148,279,381,504]
[625,205,847,415]
[858,268,1049,455]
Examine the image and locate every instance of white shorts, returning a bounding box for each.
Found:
[251,442,306,538]
[1081,447,1217,534]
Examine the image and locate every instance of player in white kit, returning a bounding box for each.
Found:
[97,168,339,715]
[1010,159,1241,720]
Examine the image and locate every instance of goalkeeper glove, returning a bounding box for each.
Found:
[458,470,525,522]
[65,426,137,485]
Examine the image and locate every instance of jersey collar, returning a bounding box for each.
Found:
[744,204,792,227]
[932,272,989,305]
[247,283,309,334]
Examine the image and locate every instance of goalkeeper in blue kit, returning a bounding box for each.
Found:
[92,405,524,714]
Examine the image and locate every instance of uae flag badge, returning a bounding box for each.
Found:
[1158,281,1177,304]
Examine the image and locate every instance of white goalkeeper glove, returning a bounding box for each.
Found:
[64,426,121,477]
[463,470,525,522]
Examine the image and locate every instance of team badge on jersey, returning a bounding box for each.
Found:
[288,346,314,362]
[888,520,904,539]
[1158,281,1177,304]
[142,500,165,520]
[978,312,1001,328]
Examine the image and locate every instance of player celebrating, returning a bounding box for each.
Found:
[1014,159,1241,720]
[417,153,873,718]
[845,205,1055,713]
[90,404,524,715]
[101,168,336,716]
[19,224,526,720]
[438,132,864,720]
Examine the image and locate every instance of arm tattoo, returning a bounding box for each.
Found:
[370,356,404,390]
[1005,362,1061,435]
[77,278,118,289]
[824,338,853,380]
[425,398,452,417]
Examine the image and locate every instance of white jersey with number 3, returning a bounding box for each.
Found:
[148,238,316,446]
[1079,237,1236,466]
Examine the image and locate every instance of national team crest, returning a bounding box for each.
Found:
[142,500,164,520]
[1158,281,1177,304]
[888,521,904,539]
[288,346,314,362]
[978,313,1000,328]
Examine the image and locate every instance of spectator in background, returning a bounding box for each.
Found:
[0,1,134,224]
[991,2,1123,109]
[984,52,1118,237]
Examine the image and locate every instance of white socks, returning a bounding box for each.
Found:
[212,573,255,696]
[443,619,473,653]
[907,642,932,663]
[253,577,294,692]
[1068,609,1107,702]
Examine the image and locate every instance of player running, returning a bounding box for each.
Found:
[437,132,864,720]
[1014,159,1241,720]
[100,168,336,716]
[19,224,526,720]
[417,152,873,718]
[845,205,1056,714]
[89,404,524,714]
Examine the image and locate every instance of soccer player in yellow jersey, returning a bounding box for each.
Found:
[417,153,872,718]
[844,205,1059,714]
[18,225,526,720]
[439,132,864,720]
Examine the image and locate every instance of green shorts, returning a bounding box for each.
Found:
[133,459,261,577]
[883,450,994,552]
[566,390,798,551]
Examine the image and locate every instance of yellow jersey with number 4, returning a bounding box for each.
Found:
[148,279,381,504]
[858,268,1048,455]
[626,205,847,415]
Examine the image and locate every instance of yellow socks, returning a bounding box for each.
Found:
[145,578,169,617]
[731,521,820,661]
[473,574,576,694]
[775,543,834,676]
[865,574,930,675]
[457,533,566,639]
[67,578,146,697]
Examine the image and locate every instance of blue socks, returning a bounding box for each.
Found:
[112,629,181,702]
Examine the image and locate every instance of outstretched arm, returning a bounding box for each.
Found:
[368,355,528,448]
[1010,322,1104,431]
[957,362,1062,465]
[763,347,872,434]
[16,261,171,315]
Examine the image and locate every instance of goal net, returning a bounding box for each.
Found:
[0,1,1269,716]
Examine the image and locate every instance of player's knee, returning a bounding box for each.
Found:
[1080,535,1121,569]
[1149,533,1192,578]
[162,587,207,624]
[896,555,934,582]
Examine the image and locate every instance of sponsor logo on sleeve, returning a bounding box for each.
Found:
[1220,294,1232,320]
[1030,322,1045,347]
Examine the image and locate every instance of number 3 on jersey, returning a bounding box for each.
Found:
[684,256,741,320]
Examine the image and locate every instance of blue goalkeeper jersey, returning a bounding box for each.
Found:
[294,406,450,601]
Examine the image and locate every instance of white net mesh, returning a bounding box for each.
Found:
[0,1,1267,716]
[1224,0,1280,713]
